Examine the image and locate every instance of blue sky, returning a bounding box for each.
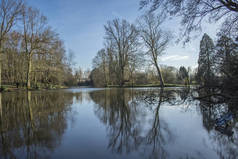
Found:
[28,0,219,70]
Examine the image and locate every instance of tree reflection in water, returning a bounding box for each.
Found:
[90,87,238,159]
[197,88,238,159]
[90,88,175,158]
[0,91,80,159]
[0,88,237,159]
[90,89,141,154]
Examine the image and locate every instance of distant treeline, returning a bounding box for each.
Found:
[90,15,196,87]
[91,0,238,98]
[0,0,77,89]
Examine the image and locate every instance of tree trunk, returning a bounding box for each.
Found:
[0,93,2,119]
[0,52,2,89]
[0,93,3,150]
[103,63,108,86]
[27,54,32,89]
[120,68,124,87]
[0,43,2,89]
[155,63,164,87]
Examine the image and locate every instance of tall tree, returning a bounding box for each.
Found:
[215,34,236,76]
[104,19,139,86]
[0,0,23,88]
[215,34,238,90]
[197,33,215,86]
[22,7,52,89]
[139,13,171,87]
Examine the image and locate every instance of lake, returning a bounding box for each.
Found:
[0,88,237,159]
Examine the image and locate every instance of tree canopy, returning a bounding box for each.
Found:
[140,0,238,41]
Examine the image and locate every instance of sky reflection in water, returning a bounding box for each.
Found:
[0,88,237,159]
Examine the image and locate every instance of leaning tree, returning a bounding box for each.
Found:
[139,13,171,87]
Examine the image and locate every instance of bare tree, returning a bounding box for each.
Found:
[22,7,52,89]
[92,49,108,86]
[0,0,23,89]
[104,19,139,87]
[3,31,25,85]
[105,41,118,85]
[0,2,78,89]
[139,13,171,87]
[140,0,238,41]
[127,51,144,86]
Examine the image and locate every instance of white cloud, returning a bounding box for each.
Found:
[161,55,189,62]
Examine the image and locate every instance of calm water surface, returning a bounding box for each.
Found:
[0,88,237,159]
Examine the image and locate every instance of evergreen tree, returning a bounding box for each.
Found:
[216,35,237,77]
[197,34,215,86]
[215,34,238,91]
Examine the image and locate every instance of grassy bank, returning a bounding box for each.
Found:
[1,83,195,92]
[0,84,68,92]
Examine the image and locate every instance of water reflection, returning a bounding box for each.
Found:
[90,88,238,159]
[90,89,140,154]
[0,91,78,159]
[197,88,238,159]
[0,88,237,159]
[90,88,184,158]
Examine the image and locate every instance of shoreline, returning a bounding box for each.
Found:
[0,84,195,92]
[0,85,69,92]
[106,84,195,88]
